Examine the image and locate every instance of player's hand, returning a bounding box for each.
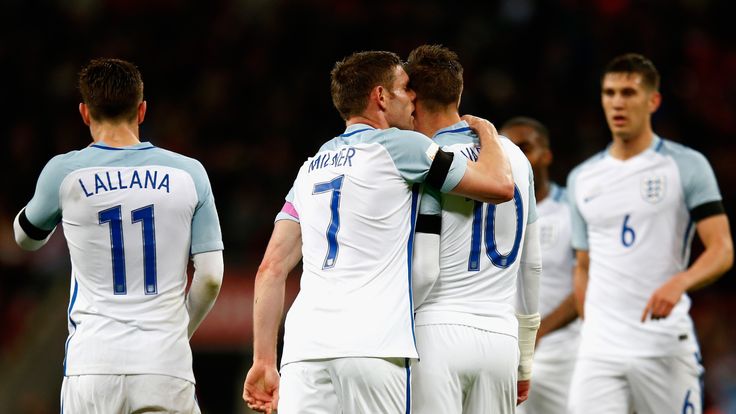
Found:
[460,115,498,144]
[641,274,687,322]
[243,361,280,414]
[517,380,531,405]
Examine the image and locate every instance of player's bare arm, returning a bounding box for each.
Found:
[573,250,590,319]
[641,214,733,322]
[536,293,577,343]
[450,115,514,204]
[244,220,303,413]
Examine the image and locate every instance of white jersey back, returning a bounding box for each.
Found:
[415,122,537,338]
[568,136,721,357]
[277,124,467,366]
[535,183,579,356]
[23,142,223,382]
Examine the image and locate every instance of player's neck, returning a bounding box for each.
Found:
[346,115,387,130]
[609,128,654,160]
[90,121,141,147]
[414,106,461,138]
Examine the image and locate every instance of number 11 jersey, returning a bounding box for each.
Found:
[23,141,223,382]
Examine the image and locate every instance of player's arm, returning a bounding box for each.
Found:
[244,219,302,414]
[14,208,56,251]
[412,215,441,309]
[516,217,542,405]
[186,250,224,338]
[642,212,732,322]
[573,250,589,319]
[448,115,514,204]
[536,293,577,343]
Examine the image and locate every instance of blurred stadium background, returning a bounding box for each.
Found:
[1,0,734,413]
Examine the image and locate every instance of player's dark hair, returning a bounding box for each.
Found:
[501,116,550,149]
[404,44,463,111]
[79,58,144,122]
[331,51,403,121]
[602,53,660,91]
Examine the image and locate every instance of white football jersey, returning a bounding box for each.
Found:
[24,141,223,382]
[568,135,722,358]
[276,124,467,366]
[414,121,537,338]
[535,183,579,356]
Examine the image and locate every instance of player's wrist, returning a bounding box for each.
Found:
[516,312,541,381]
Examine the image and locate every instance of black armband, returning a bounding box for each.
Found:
[425,149,454,190]
[416,214,441,235]
[18,210,53,241]
[690,200,725,222]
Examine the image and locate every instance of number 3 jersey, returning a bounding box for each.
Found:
[415,122,537,338]
[276,124,467,366]
[23,141,223,382]
[567,136,722,358]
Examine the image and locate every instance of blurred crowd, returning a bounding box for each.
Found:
[1,0,734,412]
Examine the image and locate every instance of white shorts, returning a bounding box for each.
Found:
[516,354,576,414]
[568,354,703,414]
[61,374,200,413]
[412,324,518,414]
[279,357,411,414]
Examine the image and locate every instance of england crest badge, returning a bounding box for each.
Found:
[641,175,666,203]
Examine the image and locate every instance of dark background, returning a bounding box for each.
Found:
[1,0,735,413]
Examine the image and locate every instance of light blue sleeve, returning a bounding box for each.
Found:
[25,155,70,230]
[668,146,722,210]
[418,185,442,216]
[380,129,467,192]
[566,166,588,251]
[189,160,224,254]
[526,161,538,225]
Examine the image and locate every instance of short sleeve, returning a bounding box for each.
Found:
[672,148,722,211]
[275,187,300,223]
[190,161,224,254]
[24,155,68,230]
[380,130,467,192]
[567,167,588,251]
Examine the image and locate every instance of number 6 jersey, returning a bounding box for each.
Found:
[22,141,223,382]
[567,135,722,358]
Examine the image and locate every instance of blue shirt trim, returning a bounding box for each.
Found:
[63,277,79,376]
[339,128,374,138]
[435,126,471,136]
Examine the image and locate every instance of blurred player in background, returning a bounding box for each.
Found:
[13,58,224,413]
[407,44,541,414]
[567,53,733,414]
[502,117,579,414]
[242,50,514,414]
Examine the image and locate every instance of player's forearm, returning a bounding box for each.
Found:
[13,208,55,251]
[457,115,514,203]
[678,238,733,291]
[538,293,577,339]
[252,268,287,365]
[186,251,224,338]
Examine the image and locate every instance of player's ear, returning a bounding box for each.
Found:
[79,103,91,126]
[374,85,388,111]
[137,101,147,124]
[648,90,661,113]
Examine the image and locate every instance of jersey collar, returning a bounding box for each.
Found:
[433,120,471,138]
[340,124,376,137]
[90,141,156,151]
